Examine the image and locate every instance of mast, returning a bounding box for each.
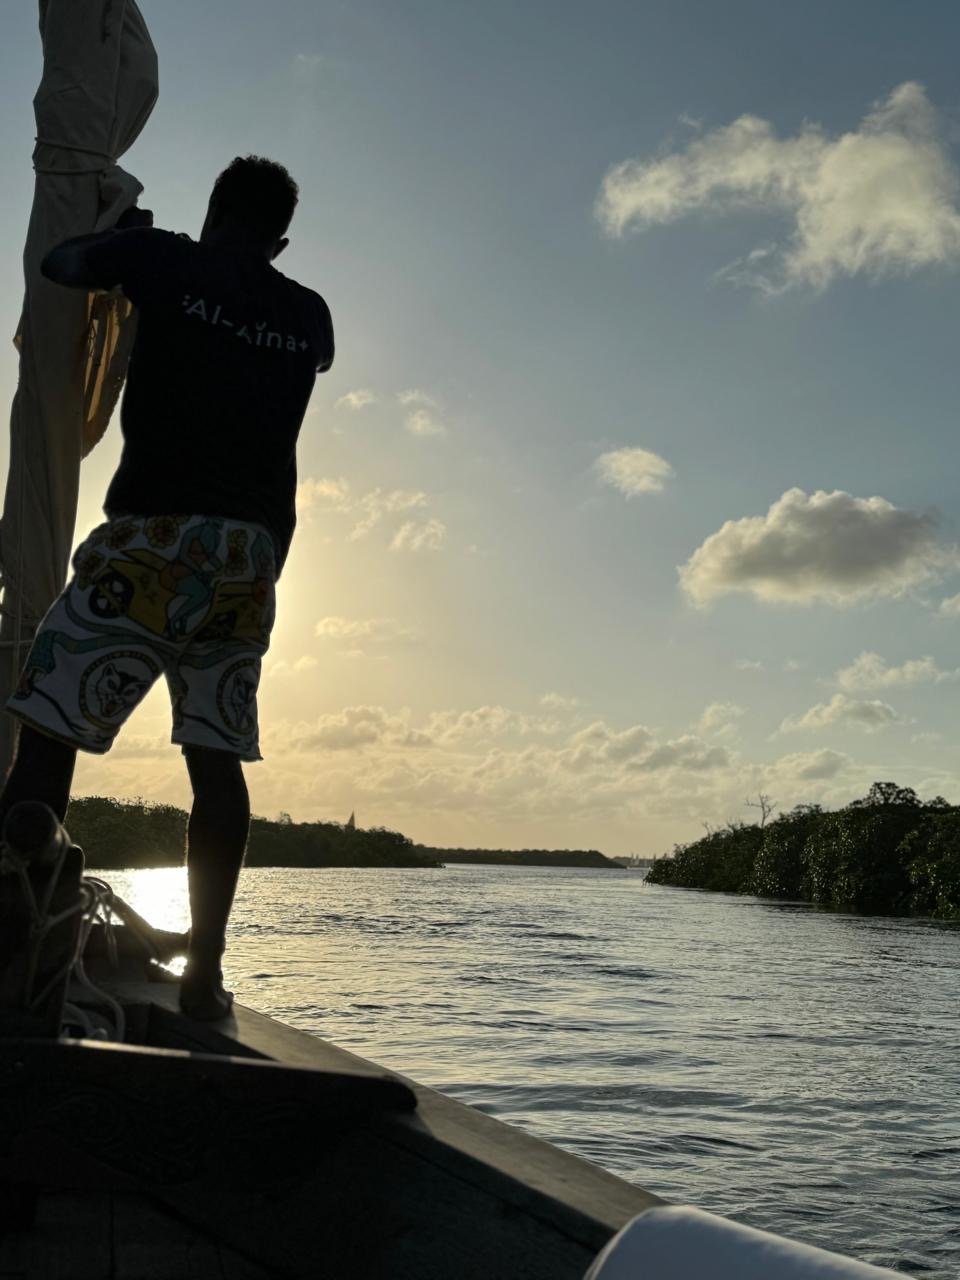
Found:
[0,0,159,776]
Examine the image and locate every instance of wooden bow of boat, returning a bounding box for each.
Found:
[0,917,661,1280]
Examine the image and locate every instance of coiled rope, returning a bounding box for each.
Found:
[0,840,126,1041]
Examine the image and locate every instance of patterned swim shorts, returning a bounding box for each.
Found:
[7,514,277,762]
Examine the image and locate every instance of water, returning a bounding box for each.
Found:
[108,863,960,1276]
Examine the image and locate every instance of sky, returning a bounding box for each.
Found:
[4,0,960,855]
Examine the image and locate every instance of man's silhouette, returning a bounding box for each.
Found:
[0,156,334,1019]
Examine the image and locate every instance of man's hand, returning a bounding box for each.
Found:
[115,206,154,231]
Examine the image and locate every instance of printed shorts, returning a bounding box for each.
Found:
[7,514,277,762]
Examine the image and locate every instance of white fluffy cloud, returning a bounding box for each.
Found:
[765,748,851,783]
[634,736,731,772]
[833,651,959,690]
[351,490,429,541]
[335,389,378,410]
[680,488,953,606]
[540,691,580,711]
[567,720,655,765]
[596,82,960,292]
[296,476,352,514]
[426,706,560,743]
[289,706,431,752]
[595,446,674,496]
[405,409,447,438]
[697,702,745,736]
[266,655,318,678]
[390,519,447,552]
[74,694,916,854]
[779,693,900,735]
[315,616,415,643]
[296,475,432,543]
[397,389,438,408]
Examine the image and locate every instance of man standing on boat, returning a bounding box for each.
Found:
[0,156,334,1020]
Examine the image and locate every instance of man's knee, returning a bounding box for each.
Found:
[0,724,77,826]
[16,724,77,771]
[184,746,247,798]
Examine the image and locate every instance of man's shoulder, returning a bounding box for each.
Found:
[265,271,333,372]
[268,265,329,314]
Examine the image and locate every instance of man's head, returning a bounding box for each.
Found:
[201,156,299,260]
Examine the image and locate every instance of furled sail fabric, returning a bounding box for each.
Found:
[0,0,158,775]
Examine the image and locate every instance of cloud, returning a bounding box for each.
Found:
[316,616,412,641]
[697,702,745,736]
[405,409,447,438]
[314,616,417,655]
[105,734,169,761]
[350,490,428,541]
[767,748,851,782]
[939,592,960,615]
[680,488,953,606]
[736,659,765,672]
[568,720,655,764]
[563,720,728,773]
[833,650,959,690]
[540,691,580,711]
[296,476,352,515]
[632,736,731,772]
[290,706,428,752]
[397,389,439,408]
[595,446,674,497]
[596,82,960,291]
[75,693,896,854]
[293,53,323,72]
[267,655,318,678]
[296,476,431,542]
[390,518,447,552]
[427,706,561,743]
[779,693,900,734]
[335,389,378,411]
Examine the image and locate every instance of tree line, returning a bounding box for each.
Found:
[417,846,615,868]
[66,796,440,869]
[646,782,960,919]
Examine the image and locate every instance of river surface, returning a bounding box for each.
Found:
[108,863,960,1276]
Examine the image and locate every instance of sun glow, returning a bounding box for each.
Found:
[107,866,189,935]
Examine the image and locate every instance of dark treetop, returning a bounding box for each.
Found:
[84,228,334,572]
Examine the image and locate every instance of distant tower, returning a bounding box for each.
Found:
[345,810,356,831]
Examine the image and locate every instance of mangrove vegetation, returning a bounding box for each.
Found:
[646,782,960,919]
[68,797,440,870]
[65,799,619,871]
[416,846,617,868]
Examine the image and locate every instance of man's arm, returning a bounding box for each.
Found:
[42,230,125,289]
[41,207,155,290]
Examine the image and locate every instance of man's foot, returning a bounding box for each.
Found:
[179,963,234,1021]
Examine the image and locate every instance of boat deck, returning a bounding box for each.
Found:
[0,1191,268,1279]
[0,977,662,1279]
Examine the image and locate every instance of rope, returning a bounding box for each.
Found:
[33,136,116,176]
[70,875,125,1041]
[0,844,126,1042]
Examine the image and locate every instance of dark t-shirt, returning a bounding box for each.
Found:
[84,227,334,572]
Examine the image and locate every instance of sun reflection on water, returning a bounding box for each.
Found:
[105,866,190,935]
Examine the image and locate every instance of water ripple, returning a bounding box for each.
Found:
[108,864,960,1277]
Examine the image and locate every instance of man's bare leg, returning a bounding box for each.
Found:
[0,724,76,834]
[181,745,249,1019]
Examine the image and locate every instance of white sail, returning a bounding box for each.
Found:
[0,0,159,775]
